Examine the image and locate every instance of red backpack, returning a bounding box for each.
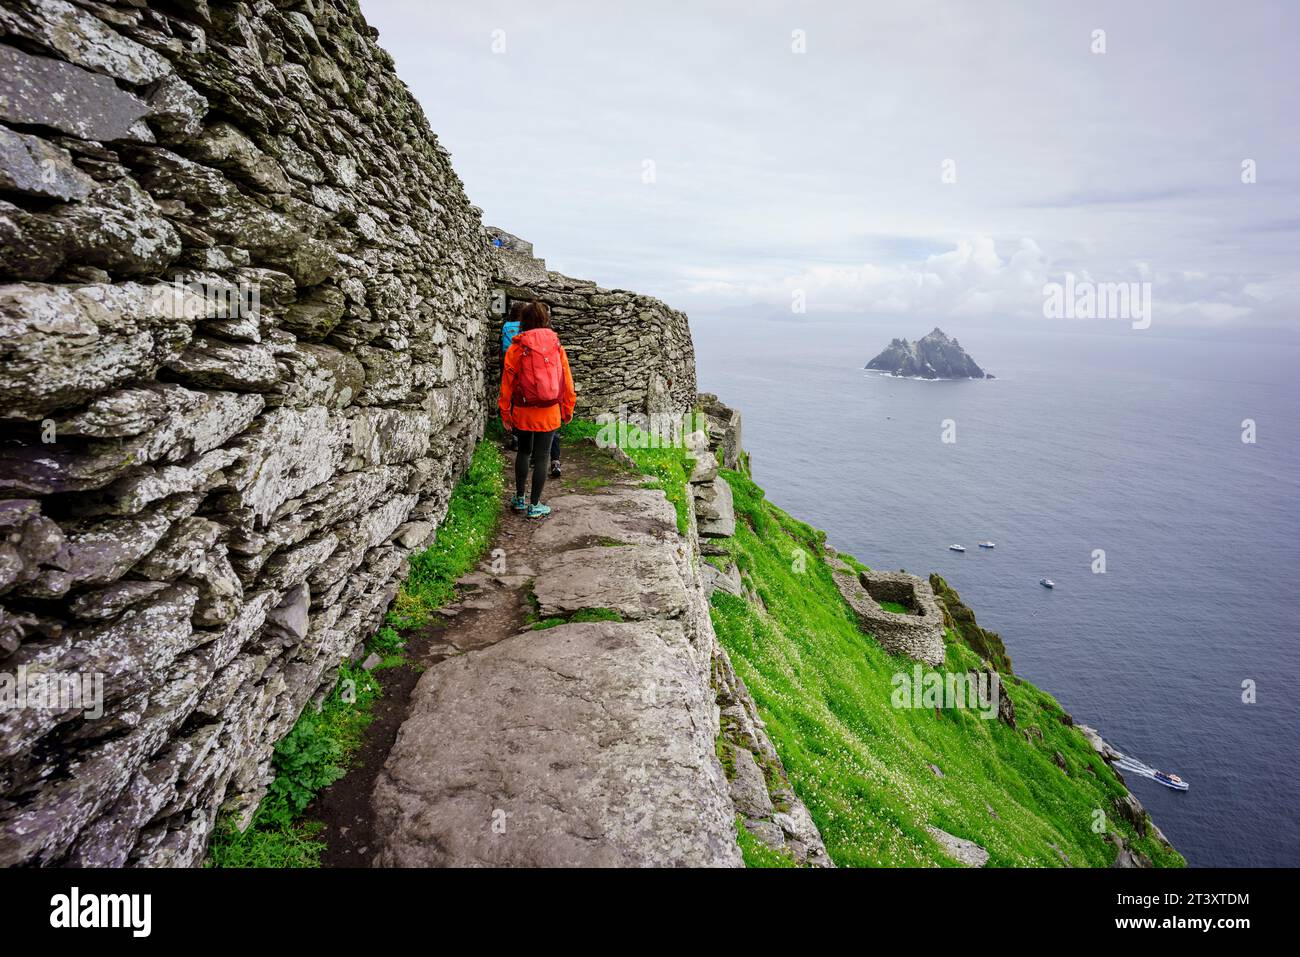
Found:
[512,328,563,407]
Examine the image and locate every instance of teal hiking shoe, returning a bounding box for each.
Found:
[510,494,527,512]
[526,503,551,519]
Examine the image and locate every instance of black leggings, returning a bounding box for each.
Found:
[514,428,557,505]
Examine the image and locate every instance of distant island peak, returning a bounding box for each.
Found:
[865,327,993,379]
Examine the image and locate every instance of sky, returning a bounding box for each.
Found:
[361,0,1299,331]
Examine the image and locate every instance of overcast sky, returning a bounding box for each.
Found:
[361,0,1298,329]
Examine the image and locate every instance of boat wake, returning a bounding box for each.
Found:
[1113,753,1189,791]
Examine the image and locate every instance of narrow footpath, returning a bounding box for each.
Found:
[315,437,741,867]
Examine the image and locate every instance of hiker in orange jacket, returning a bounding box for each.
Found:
[498,300,576,518]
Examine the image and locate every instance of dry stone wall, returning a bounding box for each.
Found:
[487,230,697,419]
[0,0,490,866]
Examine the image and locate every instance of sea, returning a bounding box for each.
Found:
[692,311,1300,867]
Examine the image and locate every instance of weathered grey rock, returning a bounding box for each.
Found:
[0,43,150,141]
[68,581,170,621]
[190,123,290,195]
[694,477,736,538]
[728,746,774,819]
[1077,724,1123,762]
[702,560,743,598]
[143,74,207,139]
[55,179,182,276]
[711,633,833,867]
[1113,792,1150,837]
[686,432,719,484]
[527,489,677,552]
[926,825,990,867]
[0,125,95,201]
[372,620,741,867]
[533,543,689,621]
[1110,834,1153,868]
[697,393,745,472]
[165,337,281,392]
[281,286,345,341]
[0,282,199,420]
[0,0,492,865]
[0,0,171,85]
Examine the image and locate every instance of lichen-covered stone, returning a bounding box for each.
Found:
[0,0,490,866]
[0,125,96,201]
[0,43,151,141]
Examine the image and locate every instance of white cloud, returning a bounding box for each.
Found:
[362,0,1300,329]
[678,234,1273,327]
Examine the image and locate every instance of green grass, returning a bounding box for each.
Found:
[207,662,380,868]
[560,418,696,534]
[386,440,506,629]
[709,467,1184,868]
[531,607,625,630]
[207,439,506,868]
[838,553,871,574]
[877,600,911,615]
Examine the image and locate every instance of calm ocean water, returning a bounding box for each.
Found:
[692,313,1300,867]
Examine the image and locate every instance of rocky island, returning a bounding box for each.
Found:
[865,328,993,379]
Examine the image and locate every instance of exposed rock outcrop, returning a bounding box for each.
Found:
[697,393,745,472]
[865,327,992,379]
[929,573,1013,673]
[926,825,989,867]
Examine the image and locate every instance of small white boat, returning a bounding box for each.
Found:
[948,544,966,552]
[1039,578,1055,589]
[978,542,995,549]
[1153,770,1189,792]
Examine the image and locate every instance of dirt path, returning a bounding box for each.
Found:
[313,436,738,866]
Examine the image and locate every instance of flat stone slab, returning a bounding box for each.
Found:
[371,620,741,867]
[527,489,677,551]
[533,542,688,621]
[927,825,989,867]
[0,44,149,141]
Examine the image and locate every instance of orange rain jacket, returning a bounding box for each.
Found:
[498,328,577,433]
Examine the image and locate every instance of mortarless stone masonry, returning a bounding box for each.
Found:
[0,0,491,866]
[0,0,751,869]
[827,562,947,667]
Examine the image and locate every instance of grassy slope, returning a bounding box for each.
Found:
[208,441,504,867]
[709,468,1183,868]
